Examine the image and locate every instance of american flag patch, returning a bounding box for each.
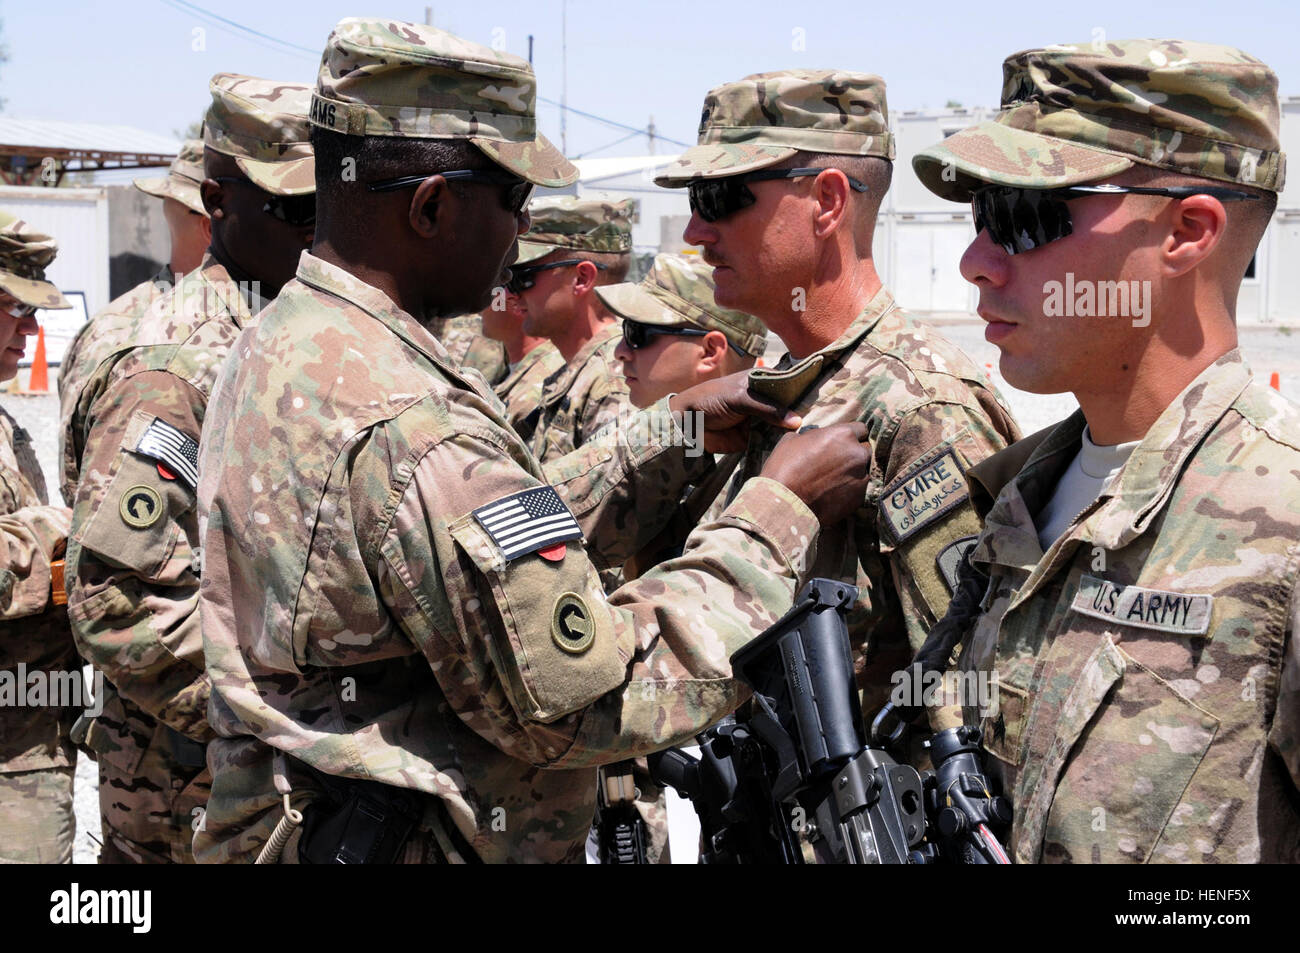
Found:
[133,418,199,491]
[473,486,582,561]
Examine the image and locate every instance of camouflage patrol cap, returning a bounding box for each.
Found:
[309,18,579,189]
[205,73,315,196]
[133,139,209,217]
[596,253,767,358]
[914,39,1286,202]
[0,210,70,310]
[516,197,637,264]
[655,69,893,187]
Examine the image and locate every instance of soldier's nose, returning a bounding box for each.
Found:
[682,210,717,248]
[960,227,1010,290]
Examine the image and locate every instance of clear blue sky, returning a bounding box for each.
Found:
[4,0,1298,158]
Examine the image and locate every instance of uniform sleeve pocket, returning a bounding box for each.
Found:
[446,514,628,724]
[75,416,192,578]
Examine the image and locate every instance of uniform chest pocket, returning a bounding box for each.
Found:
[1017,636,1219,863]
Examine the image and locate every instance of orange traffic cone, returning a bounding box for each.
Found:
[1270,371,1281,391]
[25,327,49,394]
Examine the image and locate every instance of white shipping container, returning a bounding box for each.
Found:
[0,185,108,365]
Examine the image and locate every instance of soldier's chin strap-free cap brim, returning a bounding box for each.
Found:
[473,135,578,189]
[235,155,318,197]
[913,121,1135,203]
[0,271,70,310]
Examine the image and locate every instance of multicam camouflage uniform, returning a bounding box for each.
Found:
[195,20,822,865]
[658,72,1022,724]
[493,339,562,442]
[62,75,315,864]
[955,357,1300,862]
[431,313,505,381]
[60,139,209,505]
[459,332,510,386]
[913,40,1297,863]
[530,322,628,465]
[0,211,78,864]
[594,252,769,863]
[519,197,638,465]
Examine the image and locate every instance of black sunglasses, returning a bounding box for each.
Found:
[0,296,38,319]
[211,176,316,227]
[972,183,1261,256]
[688,166,869,222]
[367,168,535,216]
[506,258,607,294]
[622,317,746,356]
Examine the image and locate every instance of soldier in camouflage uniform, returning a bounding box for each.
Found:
[657,71,1021,730]
[429,312,506,382]
[0,212,78,863]
[515,197,637,464]
[62,75,316,863]
[193,17,873,865]
[911,39,1299,862]
[59,139,211,505]
[608,252,766,409]
[595,252,768,863]
[480,286,561,441]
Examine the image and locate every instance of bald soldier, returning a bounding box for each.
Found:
[513,197,637,464]
[909,39,1299,863]
[62,75,316,864]
[657,71,1021,731]
[0,212,78,863]
[193,18,872,865]
[59,139,211,505]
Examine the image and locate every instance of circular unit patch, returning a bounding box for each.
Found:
[551,591,595,654]
[120,485,163,529]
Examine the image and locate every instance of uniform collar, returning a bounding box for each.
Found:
[750,287,898,408]
[541,321,621,405]
[292,252,483,396]
[1091,349,1252,550]
[189,253,255,329]
[971,350,1253,572]
[501,341,551,388]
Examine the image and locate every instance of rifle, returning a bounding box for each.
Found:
[594,761,649,864]
[649,577,1010,864]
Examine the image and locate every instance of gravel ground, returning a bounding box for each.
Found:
[6,319,1298,863]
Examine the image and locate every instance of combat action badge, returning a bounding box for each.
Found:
[120,485,163,529]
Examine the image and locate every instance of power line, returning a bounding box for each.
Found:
[160,0,320,57]
[573,129,644,158]
[537,96,691,148]
[157,1,692,150]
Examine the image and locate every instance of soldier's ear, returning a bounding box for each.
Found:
[698,330,728,371]
[201,179,225,220]
[409,175,446,238]
[572,259,599,296]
